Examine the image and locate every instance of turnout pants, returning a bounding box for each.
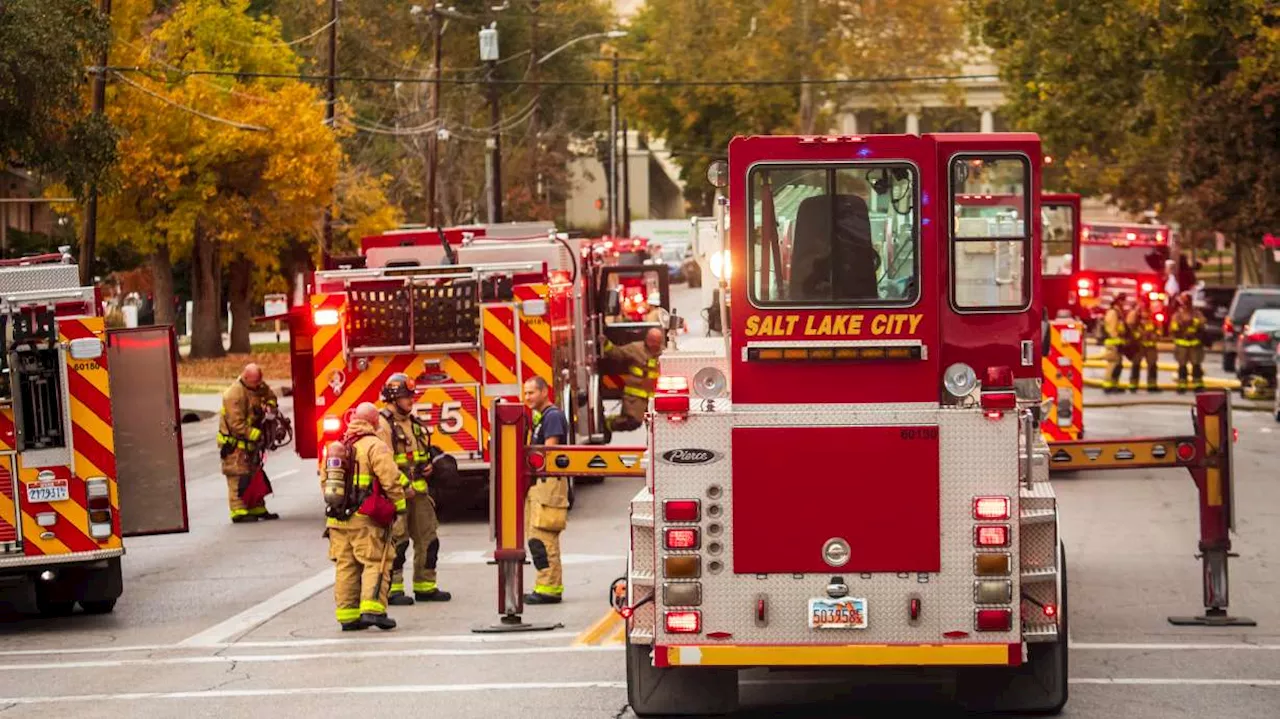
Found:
[328,522,394,624]
[525,478,569,597]
[1174,345,1206,389]
[1104,346,1125,389]
[1129,345,1159,389]
[390,494,441,594]
[607,394,648,432]
[225,474,268,519]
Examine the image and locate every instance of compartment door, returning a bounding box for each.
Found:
[106,326,189,536]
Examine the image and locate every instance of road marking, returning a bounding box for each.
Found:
[437,551,624,565]
[176,569,335,647]
[1070,642,1280,651]
[0,644,624,672]
[2,676,1279,704]
[572,610,623,646]
[270,469,299,479]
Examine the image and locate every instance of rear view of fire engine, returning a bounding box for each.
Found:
[1077,221,1173,330]
[0,252,189,616]
[621,134,1067,715]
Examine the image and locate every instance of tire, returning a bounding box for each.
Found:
[626,638,738,717]
[1224,352,1236,373]
[958,542,1069,715]
[36,599,75,617]
[79,599,117,615]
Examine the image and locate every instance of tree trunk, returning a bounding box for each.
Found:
[149,245,176,327]
[227,254,253,354]
[189,223,225,359]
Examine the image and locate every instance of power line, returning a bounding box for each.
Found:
[112,72,269,131]
[228,19,336,47]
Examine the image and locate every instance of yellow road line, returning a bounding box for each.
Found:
[606,622,627,645]
[572,609,623,646]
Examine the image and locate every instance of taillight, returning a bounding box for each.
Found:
[980,366,1015,410]
[1223,318,1234,334]
[665,610,701,633]
[1176,441,1196,462]
[975,608,1012,632]
[85,478,112,540]
[974,525,1009,547]
[322,416,342,434]
[1245,331,1270,343]
[663,499,700,522]
[314,308,340,326]
[664,527,700,550]
[1076,278,1091,289]
[973,496,1010,520]
[655,375,690,414]
[1141,282,1154,293]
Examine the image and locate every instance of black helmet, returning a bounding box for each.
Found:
[381,373,415,402]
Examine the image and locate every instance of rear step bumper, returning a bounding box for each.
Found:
[654,642,1022,668]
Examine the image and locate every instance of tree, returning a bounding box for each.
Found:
[622,0,967,212]
[0,0,116,198]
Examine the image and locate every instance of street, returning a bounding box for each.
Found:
[0,285,1278,718]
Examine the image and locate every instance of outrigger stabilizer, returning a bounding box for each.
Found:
[1047,388,1255,627]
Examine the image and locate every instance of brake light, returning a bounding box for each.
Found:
[322,416,342,434]
[1223,318,1234,334]
[527,450,546,471]
[973,496,1010,520]
[1176,441,1196,462]
[655,375,690,414]
[1245,331,1271,342]
[975,608,1012,632]
[314,308,340,326]
[664,527,699,550]
[985,366,1013,389]
[663,500,700,522]
[86,478,112,540]
[665,610,701,633]
[975,525,1009,547]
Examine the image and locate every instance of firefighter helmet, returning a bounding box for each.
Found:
[382,373,415,402]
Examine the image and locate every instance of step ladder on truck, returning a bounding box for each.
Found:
[482,132,1249,716]
[0,251,189,617]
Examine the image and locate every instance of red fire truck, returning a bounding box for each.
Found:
[1077,221,1172,328]
[1041,193,1081,320]
[0,253,188,616]
[620,134,1066,715]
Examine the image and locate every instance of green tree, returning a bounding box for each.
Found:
[0,0,116,198]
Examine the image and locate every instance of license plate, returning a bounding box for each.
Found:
[26,480,69,504]
[808,596,868,630]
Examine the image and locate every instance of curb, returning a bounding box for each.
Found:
[179,408,216,423]
[1086,399,1273,412]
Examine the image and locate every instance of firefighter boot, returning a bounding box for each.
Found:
[411,501,451,602]
[361,612,397,630]
[341,617,370,632]
[388,540,414,606]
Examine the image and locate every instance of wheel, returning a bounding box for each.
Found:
[36,599,75,617]
[79,599,117,615]
[1223,352,1236,373]
[958,542,1069,715]
[625,638,738,717]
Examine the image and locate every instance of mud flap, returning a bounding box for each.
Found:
[625,639,738,717]
[106,326,190,536]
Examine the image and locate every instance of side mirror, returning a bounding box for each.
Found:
[605,288,620,316]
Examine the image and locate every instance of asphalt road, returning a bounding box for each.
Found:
[1,284,1277,718]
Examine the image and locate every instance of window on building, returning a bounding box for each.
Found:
[748,164,919,307]
[950,156,1031,310]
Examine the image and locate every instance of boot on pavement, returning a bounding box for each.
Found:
[361,613,397,630]
[415,589,452,602]
[341,618,370,631]
[524,591,562,605]
[388,592,414,606]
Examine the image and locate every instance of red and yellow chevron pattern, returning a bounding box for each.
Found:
[1041,319,1084,441]
[0,316,122,561]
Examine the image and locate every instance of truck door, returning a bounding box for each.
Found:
[106,326,189,536]
[1040,193,1081,320]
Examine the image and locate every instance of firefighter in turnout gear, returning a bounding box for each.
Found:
[1170,292,1207,393]
[1101,295,1130,393]
[601,327,665,433]
[376,374,452,606]
[326,402,407,631]
[522,377,570,604]
[218,364,280,523]
[1126,302,1161,393]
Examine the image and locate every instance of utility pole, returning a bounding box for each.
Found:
[608,50,619,238]
[621,117,630,238]
[320,0,338,267]
[480,24,502,223]
[528,1,540,205]
[81,0,111,285]
[426,7,443,228]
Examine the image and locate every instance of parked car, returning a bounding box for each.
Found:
[1196,284,1235,346]
[1274,342,1280,421]
[1235,307,1280,396]
[682,251,701,288]
[1222,286,1280,372]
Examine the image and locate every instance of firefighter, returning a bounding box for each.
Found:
[600,327,665,432]
[1170,291,1207,393]
[326,402,407,631]
[217,363,280,523]
[521,376,570,604]
[376,374,452,606]
[1101,295,1130,394]
[1126,300,1161,393]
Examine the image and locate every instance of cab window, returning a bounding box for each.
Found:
[950,156,1032,310]
[1041,204,1074,277]
[748,164,919,307]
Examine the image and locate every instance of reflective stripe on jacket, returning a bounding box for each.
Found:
[604,339,661,399]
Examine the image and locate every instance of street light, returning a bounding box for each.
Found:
[536,30,627,66]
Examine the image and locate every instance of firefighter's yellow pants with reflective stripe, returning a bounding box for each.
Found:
[225,474,267,518]
[390,493,440,594]
[329,523,393,623]
[525,488,565,596]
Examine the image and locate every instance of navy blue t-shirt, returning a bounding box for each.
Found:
[532,405,569,445]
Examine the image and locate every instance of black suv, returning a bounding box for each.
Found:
[1223,286,1280,372]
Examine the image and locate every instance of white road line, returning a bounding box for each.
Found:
[176,569,335,647]
[0,644,623,672]
[1071,642,1280,651]
[2,677,1278,704]
[270,469,299,479]
[436,551,623,565]
[0,630,581,658]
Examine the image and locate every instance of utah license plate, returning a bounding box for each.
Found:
[26,480,69,504]
[808,596,868,630]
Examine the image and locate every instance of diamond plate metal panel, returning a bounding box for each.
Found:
[0,265,82,295]
[635,407,1024,648]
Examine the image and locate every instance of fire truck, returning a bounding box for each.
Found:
[1041,193,1081,320]
[0,252,188,616]
[619,134,1067,715]
[287,226,676,505]
[1077,221,1173,329]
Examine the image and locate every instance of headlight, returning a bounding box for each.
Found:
[709,250,731,280]
[943,362,978,398]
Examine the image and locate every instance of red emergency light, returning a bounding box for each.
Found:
[975,525,1009,547]
[655,375,690,414]
[973,497,1010,520]
[663,500,700,522]
[975,608,1012,632]
[665,610,701,633]
[664,527,699,550]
